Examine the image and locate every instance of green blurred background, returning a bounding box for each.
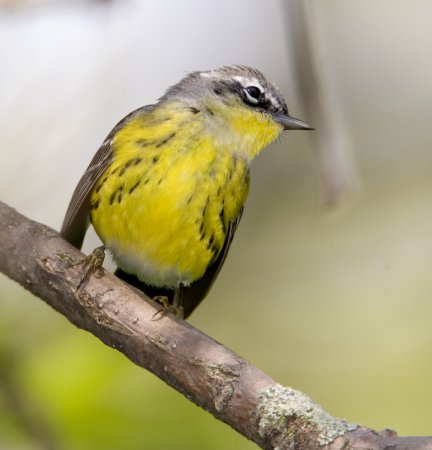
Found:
[1,0,432,449]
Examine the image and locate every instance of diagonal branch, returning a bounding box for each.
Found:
[0,200,430,450]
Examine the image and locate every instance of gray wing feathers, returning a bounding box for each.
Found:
[60,141,113,248]
[60,105,154,249]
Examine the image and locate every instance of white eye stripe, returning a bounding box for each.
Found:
[199,70,284,110]
[233,76,265,92]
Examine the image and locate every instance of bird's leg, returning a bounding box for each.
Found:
[71,245,106,291]
[172,282,185,317]
[152,282,185,320]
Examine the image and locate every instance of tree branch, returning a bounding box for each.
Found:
[0,200,430,450]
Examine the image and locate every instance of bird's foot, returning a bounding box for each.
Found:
[71,245,106,291]
[152,296,184,320]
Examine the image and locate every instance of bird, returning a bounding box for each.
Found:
[61,65,313,318]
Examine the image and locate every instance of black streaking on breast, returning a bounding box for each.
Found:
[109,184,124,205]
[156,132,176,148]
[129,180,141,194]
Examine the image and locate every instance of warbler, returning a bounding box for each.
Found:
[61,65,312,318]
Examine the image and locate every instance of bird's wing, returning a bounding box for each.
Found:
[182,207,244,318]
[60,105,154,249]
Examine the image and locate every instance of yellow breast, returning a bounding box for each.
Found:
[89,106,251,287]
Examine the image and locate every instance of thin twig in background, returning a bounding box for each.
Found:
[284,0,359,208]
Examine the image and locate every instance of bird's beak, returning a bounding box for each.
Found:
[273,113,314,130]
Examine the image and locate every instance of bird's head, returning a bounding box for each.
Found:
[160,65,313,158]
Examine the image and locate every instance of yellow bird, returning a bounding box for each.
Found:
[61,65,312,318]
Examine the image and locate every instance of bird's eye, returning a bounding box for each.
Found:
[244,86,262,102]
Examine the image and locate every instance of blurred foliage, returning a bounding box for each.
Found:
[0,285,256,450]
